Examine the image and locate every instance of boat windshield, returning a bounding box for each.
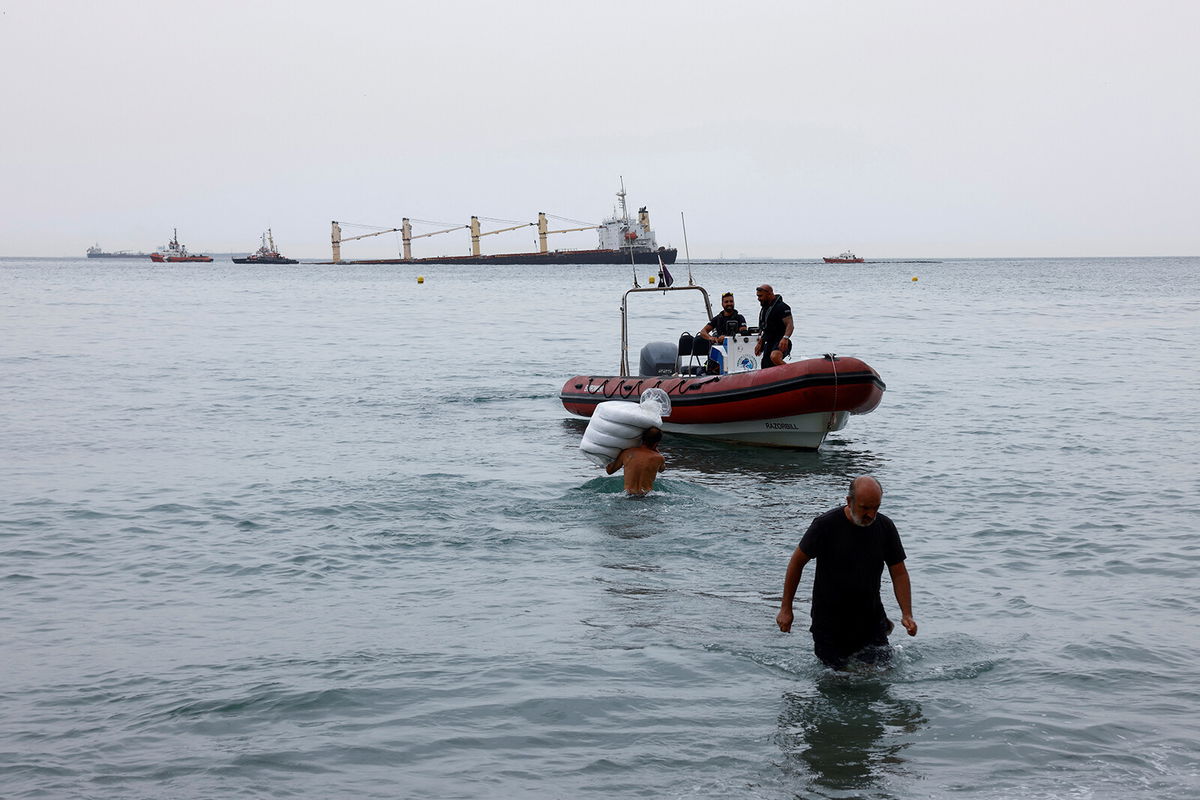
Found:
[619,285,713,377]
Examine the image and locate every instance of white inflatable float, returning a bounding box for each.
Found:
[579,389,672,466]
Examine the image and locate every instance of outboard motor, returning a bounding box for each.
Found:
[639,341,678,377]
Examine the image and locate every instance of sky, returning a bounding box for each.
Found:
[1,0,1196,259]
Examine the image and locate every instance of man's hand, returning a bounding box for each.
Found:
[776,608,794,633]
[754,340,763,356]
[901,615,918,636]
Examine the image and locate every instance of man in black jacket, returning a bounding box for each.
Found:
[698,292,748,344]
[754,284,794,368]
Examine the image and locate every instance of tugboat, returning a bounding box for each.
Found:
[149,229,213,263]
[232,229,298,264]
[823,251,864,264]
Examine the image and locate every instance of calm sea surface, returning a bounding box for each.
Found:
[2,255,1198,799]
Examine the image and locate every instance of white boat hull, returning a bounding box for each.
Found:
[657,410,851,449]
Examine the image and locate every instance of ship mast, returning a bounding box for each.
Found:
[617,175,629,221]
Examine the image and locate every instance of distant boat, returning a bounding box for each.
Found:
[149,229,213,263]
[232,229,298,264]
[823,251,864,264]
[86,245,151,259]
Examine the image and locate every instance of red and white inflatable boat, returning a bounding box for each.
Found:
[560,285,886,449]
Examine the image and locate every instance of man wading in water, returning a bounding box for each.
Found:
[775,476,918,669]
[606,427,666,496]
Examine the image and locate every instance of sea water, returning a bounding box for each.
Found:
[2,256,1198,799]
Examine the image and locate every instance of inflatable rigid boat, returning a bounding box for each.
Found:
[559,285,886,449]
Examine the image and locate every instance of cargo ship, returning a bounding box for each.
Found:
[328,181,677,265]
[149,229,213,263]
[232,229,298,264]
[86,245,151,259]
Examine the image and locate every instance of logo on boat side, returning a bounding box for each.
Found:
[738,356,756,371]
[765,422,798,430]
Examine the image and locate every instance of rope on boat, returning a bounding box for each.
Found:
[826,353,839,430]
[579,375,717,403]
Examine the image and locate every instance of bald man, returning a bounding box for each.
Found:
[753,284,793,368]
[775,476,917,669]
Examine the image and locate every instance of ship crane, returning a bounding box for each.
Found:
[469,217,535,257]
[401,219,469,260]
[331,221,402,263]
[332,220,466,262]
[537,212,599,253]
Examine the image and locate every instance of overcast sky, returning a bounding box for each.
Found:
[2,0,1196,259]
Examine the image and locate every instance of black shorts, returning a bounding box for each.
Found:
[761,338,791,367]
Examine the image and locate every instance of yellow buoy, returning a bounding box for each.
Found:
[911,276,918,282]
[649,275,656,284]
[417,276,425,284]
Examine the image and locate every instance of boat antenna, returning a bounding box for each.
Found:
[681,211,695,285]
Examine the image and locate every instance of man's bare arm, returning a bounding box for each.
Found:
[775,547,810,632]
[888,561,917,636]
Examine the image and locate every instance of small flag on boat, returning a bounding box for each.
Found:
[658,255,675,288]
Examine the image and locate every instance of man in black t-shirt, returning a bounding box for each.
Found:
[754,284,793,368]
[775,476,918,669]
[698,292,748,344]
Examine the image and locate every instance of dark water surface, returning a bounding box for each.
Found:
[3,256,1198,798]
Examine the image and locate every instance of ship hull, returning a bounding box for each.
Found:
[823,257,864,263]
[560,355,885,450]
[150,255,213,263]
[331,247,677,266]
[232,256,299,264]
[86,252,151,259]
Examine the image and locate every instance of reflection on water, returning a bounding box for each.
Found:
[777,673,926,797]
[558,417,886,486]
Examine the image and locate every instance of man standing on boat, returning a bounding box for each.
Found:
[605,427,666,496]
[698,292,748,344]
[754,284,794,368]
[774,476,918,669]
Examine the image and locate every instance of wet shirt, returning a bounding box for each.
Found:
[708,310,746,337]
[758,296,792,342]
[799,507,906,649]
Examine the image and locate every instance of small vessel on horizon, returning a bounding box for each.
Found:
[86,245,151,259]
[823,251,864,264]
[150,229,213,263]
[232,229,298,264]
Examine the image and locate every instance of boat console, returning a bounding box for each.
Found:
[638,332,762,377]
[707,334,759,375]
